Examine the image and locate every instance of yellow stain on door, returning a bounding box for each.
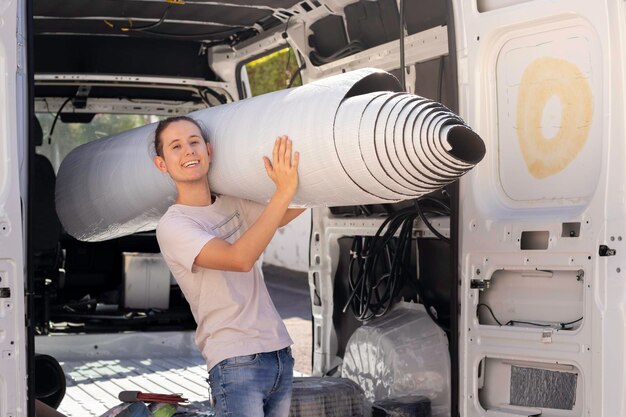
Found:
[516,56,593,179]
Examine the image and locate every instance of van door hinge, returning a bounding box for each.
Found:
[599,245,616,256]
[0,287,11,298]
[470,279,490,290]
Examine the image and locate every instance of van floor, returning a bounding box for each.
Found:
[53,343,308,417]
[38,265,312,416]
[58,355,209,417]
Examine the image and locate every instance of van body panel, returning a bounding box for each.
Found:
[0,0,28,416]
[453,0,626,416]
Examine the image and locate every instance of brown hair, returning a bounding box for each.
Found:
[154,116,208,157]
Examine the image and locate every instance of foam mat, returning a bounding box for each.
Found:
[56,68,485,241]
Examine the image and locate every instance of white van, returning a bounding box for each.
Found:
[1,0,624,416]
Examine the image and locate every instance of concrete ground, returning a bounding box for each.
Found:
[263,264,313,376]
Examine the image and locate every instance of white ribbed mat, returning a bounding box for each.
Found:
[56,357,308,417]
[57,356,208,417]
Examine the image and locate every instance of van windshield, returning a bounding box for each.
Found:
[35,113,164,172]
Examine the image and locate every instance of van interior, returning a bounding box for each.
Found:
[19,1,626,417]
[29,0,460,415]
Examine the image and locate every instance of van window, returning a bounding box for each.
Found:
[244,47,303,97]
[35,113,163,172]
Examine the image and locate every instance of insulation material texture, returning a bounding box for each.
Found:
[341,302,450,417]
[509,366,577,410]
[56,68,485,242]
[289,377,365,417]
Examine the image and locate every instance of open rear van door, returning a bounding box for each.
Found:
[454,1,626,416]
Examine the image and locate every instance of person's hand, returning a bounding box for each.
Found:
[263,135,299,198]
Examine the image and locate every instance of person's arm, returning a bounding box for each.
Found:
[279,208,307,227]
[194,136,299,272]
[35,400,67,417]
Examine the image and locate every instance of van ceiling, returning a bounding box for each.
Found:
[33,0,301,82]
[34,0,300,42]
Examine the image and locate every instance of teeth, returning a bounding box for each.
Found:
[183,160,199,167]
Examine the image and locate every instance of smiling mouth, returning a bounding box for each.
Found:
[182,160,200,168]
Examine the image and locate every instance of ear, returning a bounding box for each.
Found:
[206,142,213,162]
[153,155,168,173]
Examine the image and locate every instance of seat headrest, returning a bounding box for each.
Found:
[33,117,43,147]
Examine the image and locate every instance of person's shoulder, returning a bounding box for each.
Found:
[156,205,196,237]
[216,194,237,204]
[219,194,262,207]
[239,196,266,212]
[157,205,182,227]
[215,194,245,210]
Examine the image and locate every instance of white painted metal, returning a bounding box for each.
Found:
[34,97,208,117]
[0,1,28,416]
[34,73,235,108]
[34,15,243,29]
[453,0,626,416]
[210,23,448,96]
[34,73,233,93]
[303,26,448,84]
[35,331,199,361]
[211,24,448,93]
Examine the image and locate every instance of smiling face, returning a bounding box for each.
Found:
[153,120,211,184]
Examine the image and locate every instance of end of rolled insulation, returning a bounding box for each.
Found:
[445,125,486,165]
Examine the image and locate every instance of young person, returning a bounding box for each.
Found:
[153,116,305,417]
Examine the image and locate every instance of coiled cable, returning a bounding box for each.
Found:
[343,196,451,326]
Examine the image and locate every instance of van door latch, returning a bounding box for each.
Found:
[0,288,10,298]
[599,245,616,257]
[542,329,553,343]
[470,280,490,290]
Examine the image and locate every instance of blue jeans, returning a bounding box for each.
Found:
[208,347,294,417]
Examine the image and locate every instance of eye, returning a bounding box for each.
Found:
[172,144,181,149]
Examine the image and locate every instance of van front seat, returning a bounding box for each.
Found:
[32,117,63,333]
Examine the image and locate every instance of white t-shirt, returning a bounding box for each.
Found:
[156,195,293,371]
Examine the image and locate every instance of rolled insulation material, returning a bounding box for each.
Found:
[56,68,485,242]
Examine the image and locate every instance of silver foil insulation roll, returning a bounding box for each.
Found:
[55,68,485,241]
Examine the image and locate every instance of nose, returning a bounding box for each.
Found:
[183,142,196,155]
